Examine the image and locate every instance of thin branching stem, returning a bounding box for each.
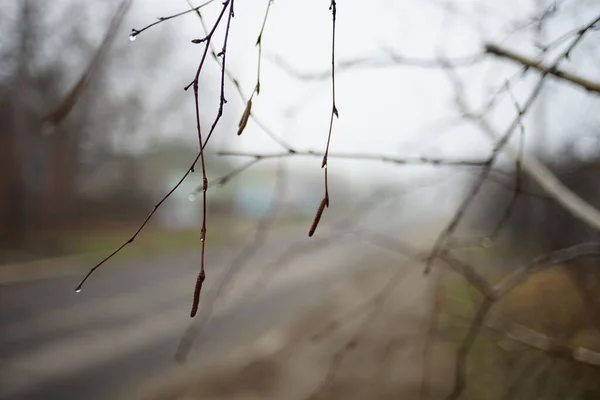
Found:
[307,256,416,400]
[188,0,291,149]
[425,14,600,274]
[189,0,235,318]
[255,0,273,96]
[488,86,525,240]
[129,0,216,39]
[446,298,493,400]
[268,52,485,82]
[75,153,200,292]
[310,0,338,237]
[75,1,234,302]
[217,149,489,166]
[485,42,600,93]
[420,266,445,400]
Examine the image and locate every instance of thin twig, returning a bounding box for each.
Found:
[493,242,600,299]
[446,298,493,400]
[129,0,216,39]
[174,155,288,362]
[75,153,200,292]
[484,311,600,367]
[487,85,525,241]
[307,257,416,400]
[426,15,600,274]
[196,146,488,195]
[420,266,445,400]
[485,42,600,93]
[267,52,484,82]
[235,0,272,136]
[189,0,235,318]
[254,0,273,96]
[242,174,451,301]
[75,1,233,296]
[210,158,262,189]
[438,251,495,299]
[500,355,547,400]
[310,0,338,237]
[188,0,291,149]
[217,149,489,166]
[342,233,600,396]
[443,242,600,398]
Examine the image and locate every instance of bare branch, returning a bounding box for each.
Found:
[254,0,274,96]
[41,0,133,130]
[494,242,600,299]
[75,153,201,292]
[217,149,489,167]
[485,312,600,367]
[175,157,288,362]
[307,254,417,400]
[487,87,525,241]
[75,1,234,300]
[188,0,291,149]
[421,266,445,400]
[129,0,216,39]
[428,13,600,274]
[465,97,600,235]
[446,298,493,400]
[188,0,235,318]
[485,43,600,93]
[267,51,484,82]
[438,251,496,300]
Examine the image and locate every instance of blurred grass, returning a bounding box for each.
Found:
[440,267,600,399]
[0,215,313,283]
[65,229,210,259]
[54,214,312,262]
[54,221,236,263]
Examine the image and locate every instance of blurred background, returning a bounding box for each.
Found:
[1,0,600,399]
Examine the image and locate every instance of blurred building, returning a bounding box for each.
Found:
[139,144,236,229]
[233,163,323,218]
[0,81,77,246]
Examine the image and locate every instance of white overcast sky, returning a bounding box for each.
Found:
[98,0,596,214]
[5,0,596,208]
[127,0,600,156]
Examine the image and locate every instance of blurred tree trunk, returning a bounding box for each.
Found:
[4,0,35,247]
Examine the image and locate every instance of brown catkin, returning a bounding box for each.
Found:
[309,197,328,237]
[237,99,252,135]
[190,270,206,317]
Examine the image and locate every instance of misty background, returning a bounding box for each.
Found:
[1,1,600,398]
[1,0,599,263]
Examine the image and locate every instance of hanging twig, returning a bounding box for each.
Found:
[310,0,338,237]
[74,1,234,304]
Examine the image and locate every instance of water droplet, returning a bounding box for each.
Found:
[200,237,205,243]
[75,288,82,293]
[129,31,137,42]
[481,237,492,248]
[188,194,196,202]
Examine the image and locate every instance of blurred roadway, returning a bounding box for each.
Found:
[0,232,372,400]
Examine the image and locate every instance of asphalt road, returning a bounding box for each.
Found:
[0,232,370,400]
